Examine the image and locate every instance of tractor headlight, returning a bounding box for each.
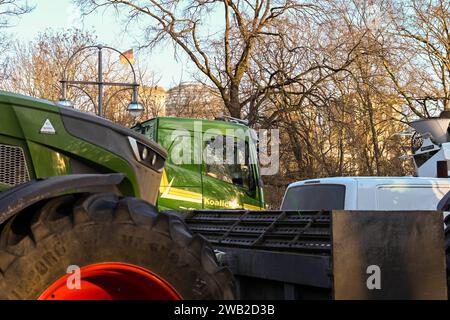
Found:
[142,148,149,160]
[128,137,165,172]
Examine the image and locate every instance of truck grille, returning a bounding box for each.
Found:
[0,144,31,187]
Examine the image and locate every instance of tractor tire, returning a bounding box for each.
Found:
[0,193,235,300]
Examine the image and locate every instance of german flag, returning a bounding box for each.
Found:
[120,49,134,64]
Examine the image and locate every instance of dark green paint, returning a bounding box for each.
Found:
[0,91,141,197]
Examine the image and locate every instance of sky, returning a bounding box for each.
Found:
[9,0,193,88]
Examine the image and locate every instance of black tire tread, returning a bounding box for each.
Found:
[0,193,235,300]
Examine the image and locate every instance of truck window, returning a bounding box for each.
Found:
[205,136,253,191]
[132,121,156,141]
[281,184,346,211]
[377,186,450,210]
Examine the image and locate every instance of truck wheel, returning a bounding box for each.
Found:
[0,193,234,300]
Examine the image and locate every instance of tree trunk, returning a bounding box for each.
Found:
[226,83,241,119]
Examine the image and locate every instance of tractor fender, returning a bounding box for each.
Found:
[0,173,125,225]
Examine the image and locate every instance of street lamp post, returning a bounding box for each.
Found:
[98,45,104,117]
[59,44,144,118]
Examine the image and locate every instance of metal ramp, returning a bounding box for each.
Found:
[184,210,331,254]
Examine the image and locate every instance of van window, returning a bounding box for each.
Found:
[281,184,346,211]
[377,186,450,210]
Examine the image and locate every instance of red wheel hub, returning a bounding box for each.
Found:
[38,262,182,300]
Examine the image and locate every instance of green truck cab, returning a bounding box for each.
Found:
[135,117,265,211]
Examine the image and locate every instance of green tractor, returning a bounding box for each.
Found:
[0,91,234,300]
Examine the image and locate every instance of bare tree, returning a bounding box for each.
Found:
[0,0,33,82]
[2,29,97,106]
[0,0,32,28]
[260,0,414,206]
[1,27,163,126]
[381,0,449,116]
[76,0,328,119]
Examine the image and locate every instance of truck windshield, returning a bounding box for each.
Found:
[281,184,346,211]
[205,136,255,192]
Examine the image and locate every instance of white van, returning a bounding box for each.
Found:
[281,177,450,213]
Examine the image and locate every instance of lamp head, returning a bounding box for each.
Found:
[127,101,144,117]
[58,99,74,108]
